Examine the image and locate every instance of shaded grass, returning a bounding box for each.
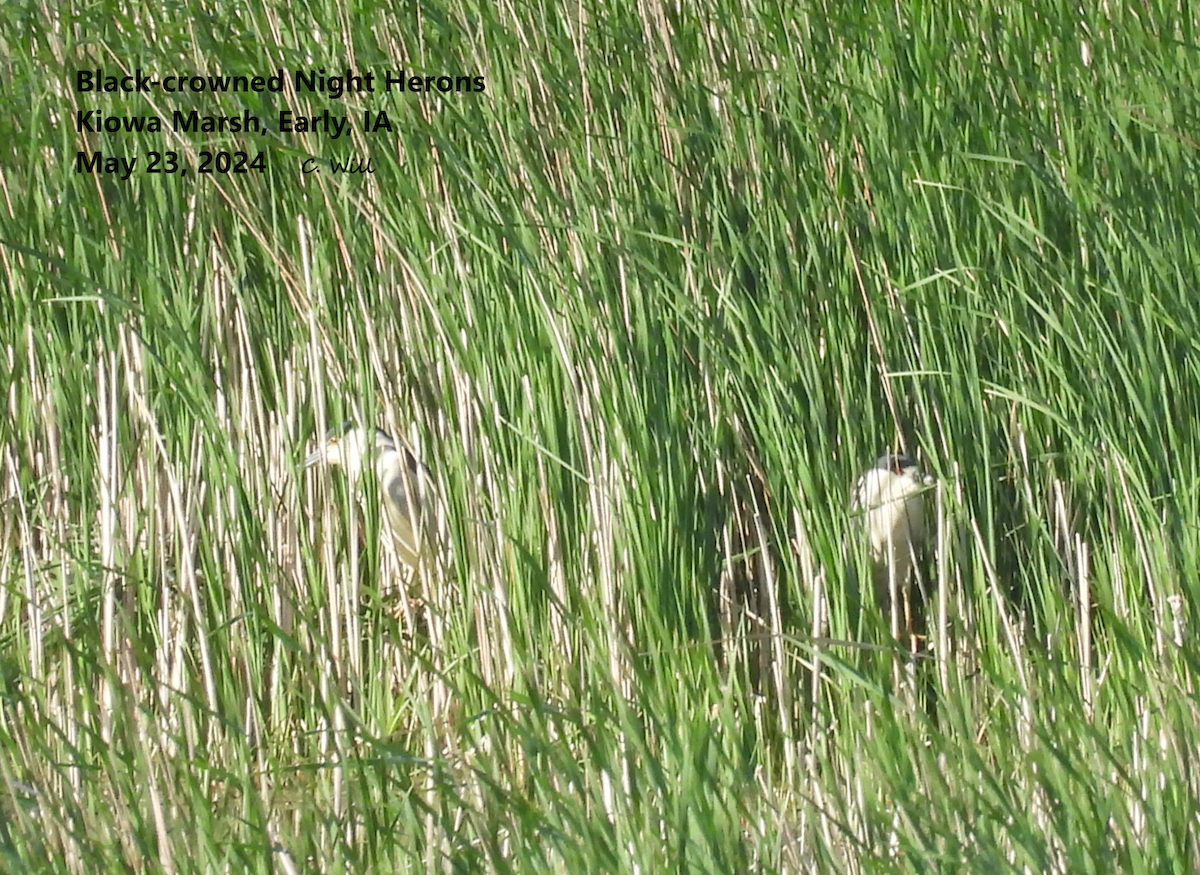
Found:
[2,0,1200,871]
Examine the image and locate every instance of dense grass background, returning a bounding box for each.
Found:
[3,0,1200,871]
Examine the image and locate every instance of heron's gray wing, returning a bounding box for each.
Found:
[384,447,429,519]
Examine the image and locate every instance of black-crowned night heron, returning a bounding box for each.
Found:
[851,454,935,642]
[304,422,434,569]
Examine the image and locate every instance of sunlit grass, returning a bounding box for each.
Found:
[2,0,1200,871]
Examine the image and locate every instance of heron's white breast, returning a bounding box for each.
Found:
[858,471,928,562]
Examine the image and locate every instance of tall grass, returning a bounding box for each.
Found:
[3,0,1200,871]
